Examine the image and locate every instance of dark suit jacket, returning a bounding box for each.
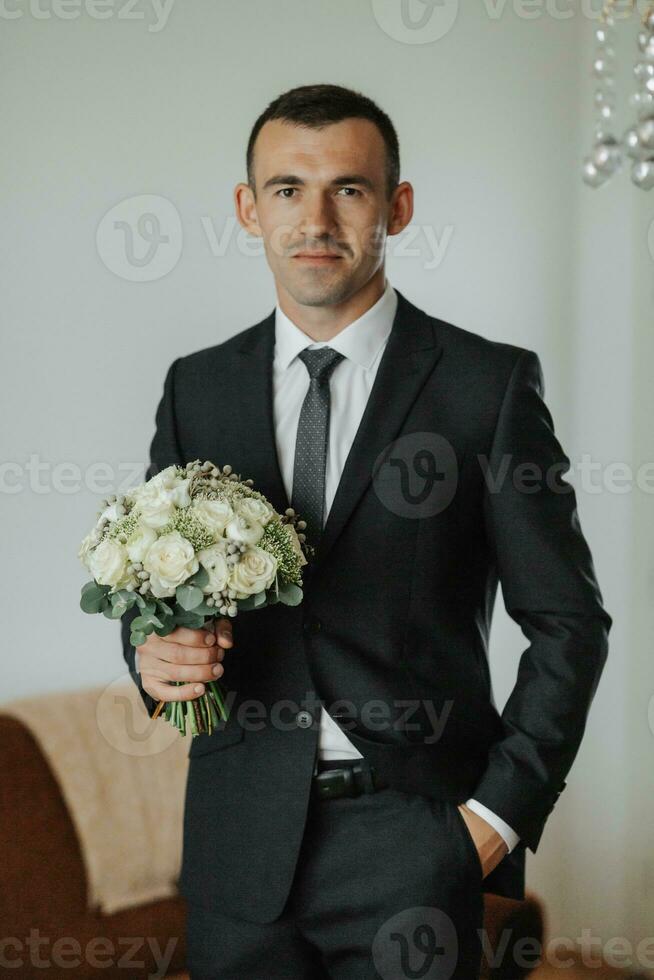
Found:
[122,287,612,923]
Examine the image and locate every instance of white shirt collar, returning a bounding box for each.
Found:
[274,277,398,372]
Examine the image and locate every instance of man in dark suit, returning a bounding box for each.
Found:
[122,84,611,979]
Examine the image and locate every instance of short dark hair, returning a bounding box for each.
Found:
[246,83,400,201]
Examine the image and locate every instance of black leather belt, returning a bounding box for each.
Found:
[311,759,390,800]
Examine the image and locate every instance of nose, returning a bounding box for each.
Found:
[298,191,338,240]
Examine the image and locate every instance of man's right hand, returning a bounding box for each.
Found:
[137,619,234,704]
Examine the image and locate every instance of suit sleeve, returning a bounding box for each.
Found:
[121,357,185,719]
[471,349,612,854]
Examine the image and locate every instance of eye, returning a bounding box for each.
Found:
[275,186,362,199]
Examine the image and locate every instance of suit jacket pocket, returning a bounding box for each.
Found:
[448,800,484,884]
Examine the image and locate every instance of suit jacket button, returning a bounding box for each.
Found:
[303,615,322,634]
[296,710,313,728]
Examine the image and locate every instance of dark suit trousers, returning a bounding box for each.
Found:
[185,779,485,980]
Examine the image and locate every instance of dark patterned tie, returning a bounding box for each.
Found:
[291,346,345,549]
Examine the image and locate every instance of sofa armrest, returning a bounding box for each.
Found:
[0,708,188,977]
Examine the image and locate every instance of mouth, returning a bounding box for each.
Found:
[292,254,343,264]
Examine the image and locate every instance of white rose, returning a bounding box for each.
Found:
[193,498,234,537]
[88,538,130,588]
[135,481,176,530]
[197,543,230,594]
[228,546,277,598]
[170,478,191,508]
[143,531,199,598]
[151,465,179,487]
[78,528,102,568]
[131,466,175,499]
[98,499,125,524]
[131,467,189,523]
[226,513,265,547]
[125,523,158,563]
[235,496,274,526]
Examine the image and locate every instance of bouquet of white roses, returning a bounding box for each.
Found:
[78,459,310,737]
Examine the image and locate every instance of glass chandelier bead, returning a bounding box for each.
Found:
[592,135,622,173]
[593,57,613,79]
[632,158,654,189]
[637,118,654,149]
[623,126,648,159]
[582,158,610,187]
[634,61,654,83]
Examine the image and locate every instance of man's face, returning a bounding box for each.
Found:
[238,118,399,308]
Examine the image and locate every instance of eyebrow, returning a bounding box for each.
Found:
[261,174,375,192]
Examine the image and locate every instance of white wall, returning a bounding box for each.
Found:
[1,0,648,954]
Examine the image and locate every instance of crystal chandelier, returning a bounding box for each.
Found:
[582,1,654,189]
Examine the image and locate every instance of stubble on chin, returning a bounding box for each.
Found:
[283,267,356,309]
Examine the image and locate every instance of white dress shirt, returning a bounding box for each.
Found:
[272,276,520,855]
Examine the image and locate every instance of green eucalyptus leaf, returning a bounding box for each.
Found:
[173,611,205,629]
[81,580,105,597]
[153,620,177,638]
[80,582,109,614]
[278,582,303,606]
[103,603,125,619]
[112,589,136,607]
[176,584,204,611]
[130,630,146,647]
[109,590,136,617]
[130,615,152,633]
[189,566,209,589]
[191,600,217,617]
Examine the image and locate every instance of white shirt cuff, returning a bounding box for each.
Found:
[465,798,520,854]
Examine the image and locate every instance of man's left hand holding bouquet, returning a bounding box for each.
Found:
[136,619,235,714]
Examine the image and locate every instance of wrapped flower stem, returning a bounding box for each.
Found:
[156,678,230,736]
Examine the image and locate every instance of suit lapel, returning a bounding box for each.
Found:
[316,290,443,569]
[233,309,291,518]
[234,288,444,575]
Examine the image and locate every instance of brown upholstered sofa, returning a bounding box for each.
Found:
[0,705,544,979]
